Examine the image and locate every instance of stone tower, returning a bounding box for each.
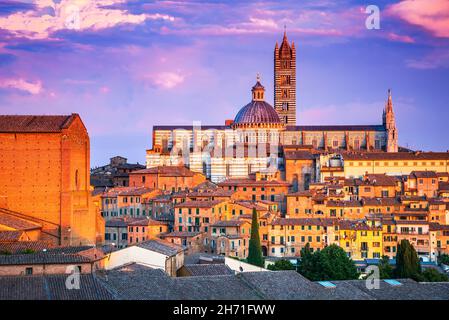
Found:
[274,30,296,125]
[383,89,398,152]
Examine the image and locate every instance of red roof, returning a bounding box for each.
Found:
[0,114,78,133]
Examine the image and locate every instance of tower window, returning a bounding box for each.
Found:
[282,89,289,98]
[280,75,291,85]
[281,60,290,69]
[282,102,288,111]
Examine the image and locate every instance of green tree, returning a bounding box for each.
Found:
[247,208,264,267]
[378,255,394,279]
[267,259,295,271]
[418,268,449,282]
[298,244,359,281]
[438,254,449,266]
[395,239,421,279]
[298,243,319,279]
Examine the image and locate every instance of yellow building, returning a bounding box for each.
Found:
[338,220,383,261]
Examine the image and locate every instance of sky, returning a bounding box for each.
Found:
[0,0,448,167]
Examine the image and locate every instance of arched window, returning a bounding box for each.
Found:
[332,138,339,149]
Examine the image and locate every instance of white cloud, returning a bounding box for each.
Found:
[0,0,175,40]
[0,78,43,94]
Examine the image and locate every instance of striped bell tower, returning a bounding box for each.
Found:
[274,29,297,125]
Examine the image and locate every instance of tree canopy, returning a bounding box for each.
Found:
[267,259,296,271]
[298,244,359,281]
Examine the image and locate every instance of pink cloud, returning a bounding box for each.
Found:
[145,72,185,89]
[0,78,43,94]
[406,49,449,69]
[387,32,415,43]
[387,0,449,38]
[0,0,175,40]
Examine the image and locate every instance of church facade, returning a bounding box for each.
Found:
[146,32,398,183]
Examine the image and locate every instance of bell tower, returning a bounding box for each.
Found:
[274,29,296,125]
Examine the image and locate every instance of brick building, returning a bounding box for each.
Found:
[0,114,102,246]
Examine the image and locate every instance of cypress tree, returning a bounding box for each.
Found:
[396,239,421,279]
[247,208,264,267]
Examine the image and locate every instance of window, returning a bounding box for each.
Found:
[25,267,33,275]
[332,139,338,148]
[105,233,111,240]
[75,169,79,190]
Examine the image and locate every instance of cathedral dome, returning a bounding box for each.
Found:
[234,100,281,125]
[232,75,282,128]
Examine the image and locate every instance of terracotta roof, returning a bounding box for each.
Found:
[218,178,290,187]
[211,220,248,227]
[410,171,438,178]
[127,218,168,226]
[284,150,316,160]
[105,218,129,228]
[0,231,23,242]
[338,220,382,231]
[233,201,267,211]
[160,231,202,238]
[101,187,155,197]
[174,200,225,208]
[187,189,235,198]
[116,187,155,196]
[361,197,400,206]
[395,220,429,225]
[362,174,398,186]
[0,114,78,133]
[0,210,42,231]
[271,218,337,226]
[326,200,362,207]
[286,191,312,197]
[0,241,54,254]
[429,223,449,231]
[342,151,449,161]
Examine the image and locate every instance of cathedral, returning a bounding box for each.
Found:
[146,32,398,182]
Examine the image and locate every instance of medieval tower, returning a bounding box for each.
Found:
[274,30,297,125]
[383,89,398,152]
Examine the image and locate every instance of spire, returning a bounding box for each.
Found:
[384,88,398,152]
[386,88,393,112]
[283,24,287,40]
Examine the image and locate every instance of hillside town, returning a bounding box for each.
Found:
[1,31,449,300]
